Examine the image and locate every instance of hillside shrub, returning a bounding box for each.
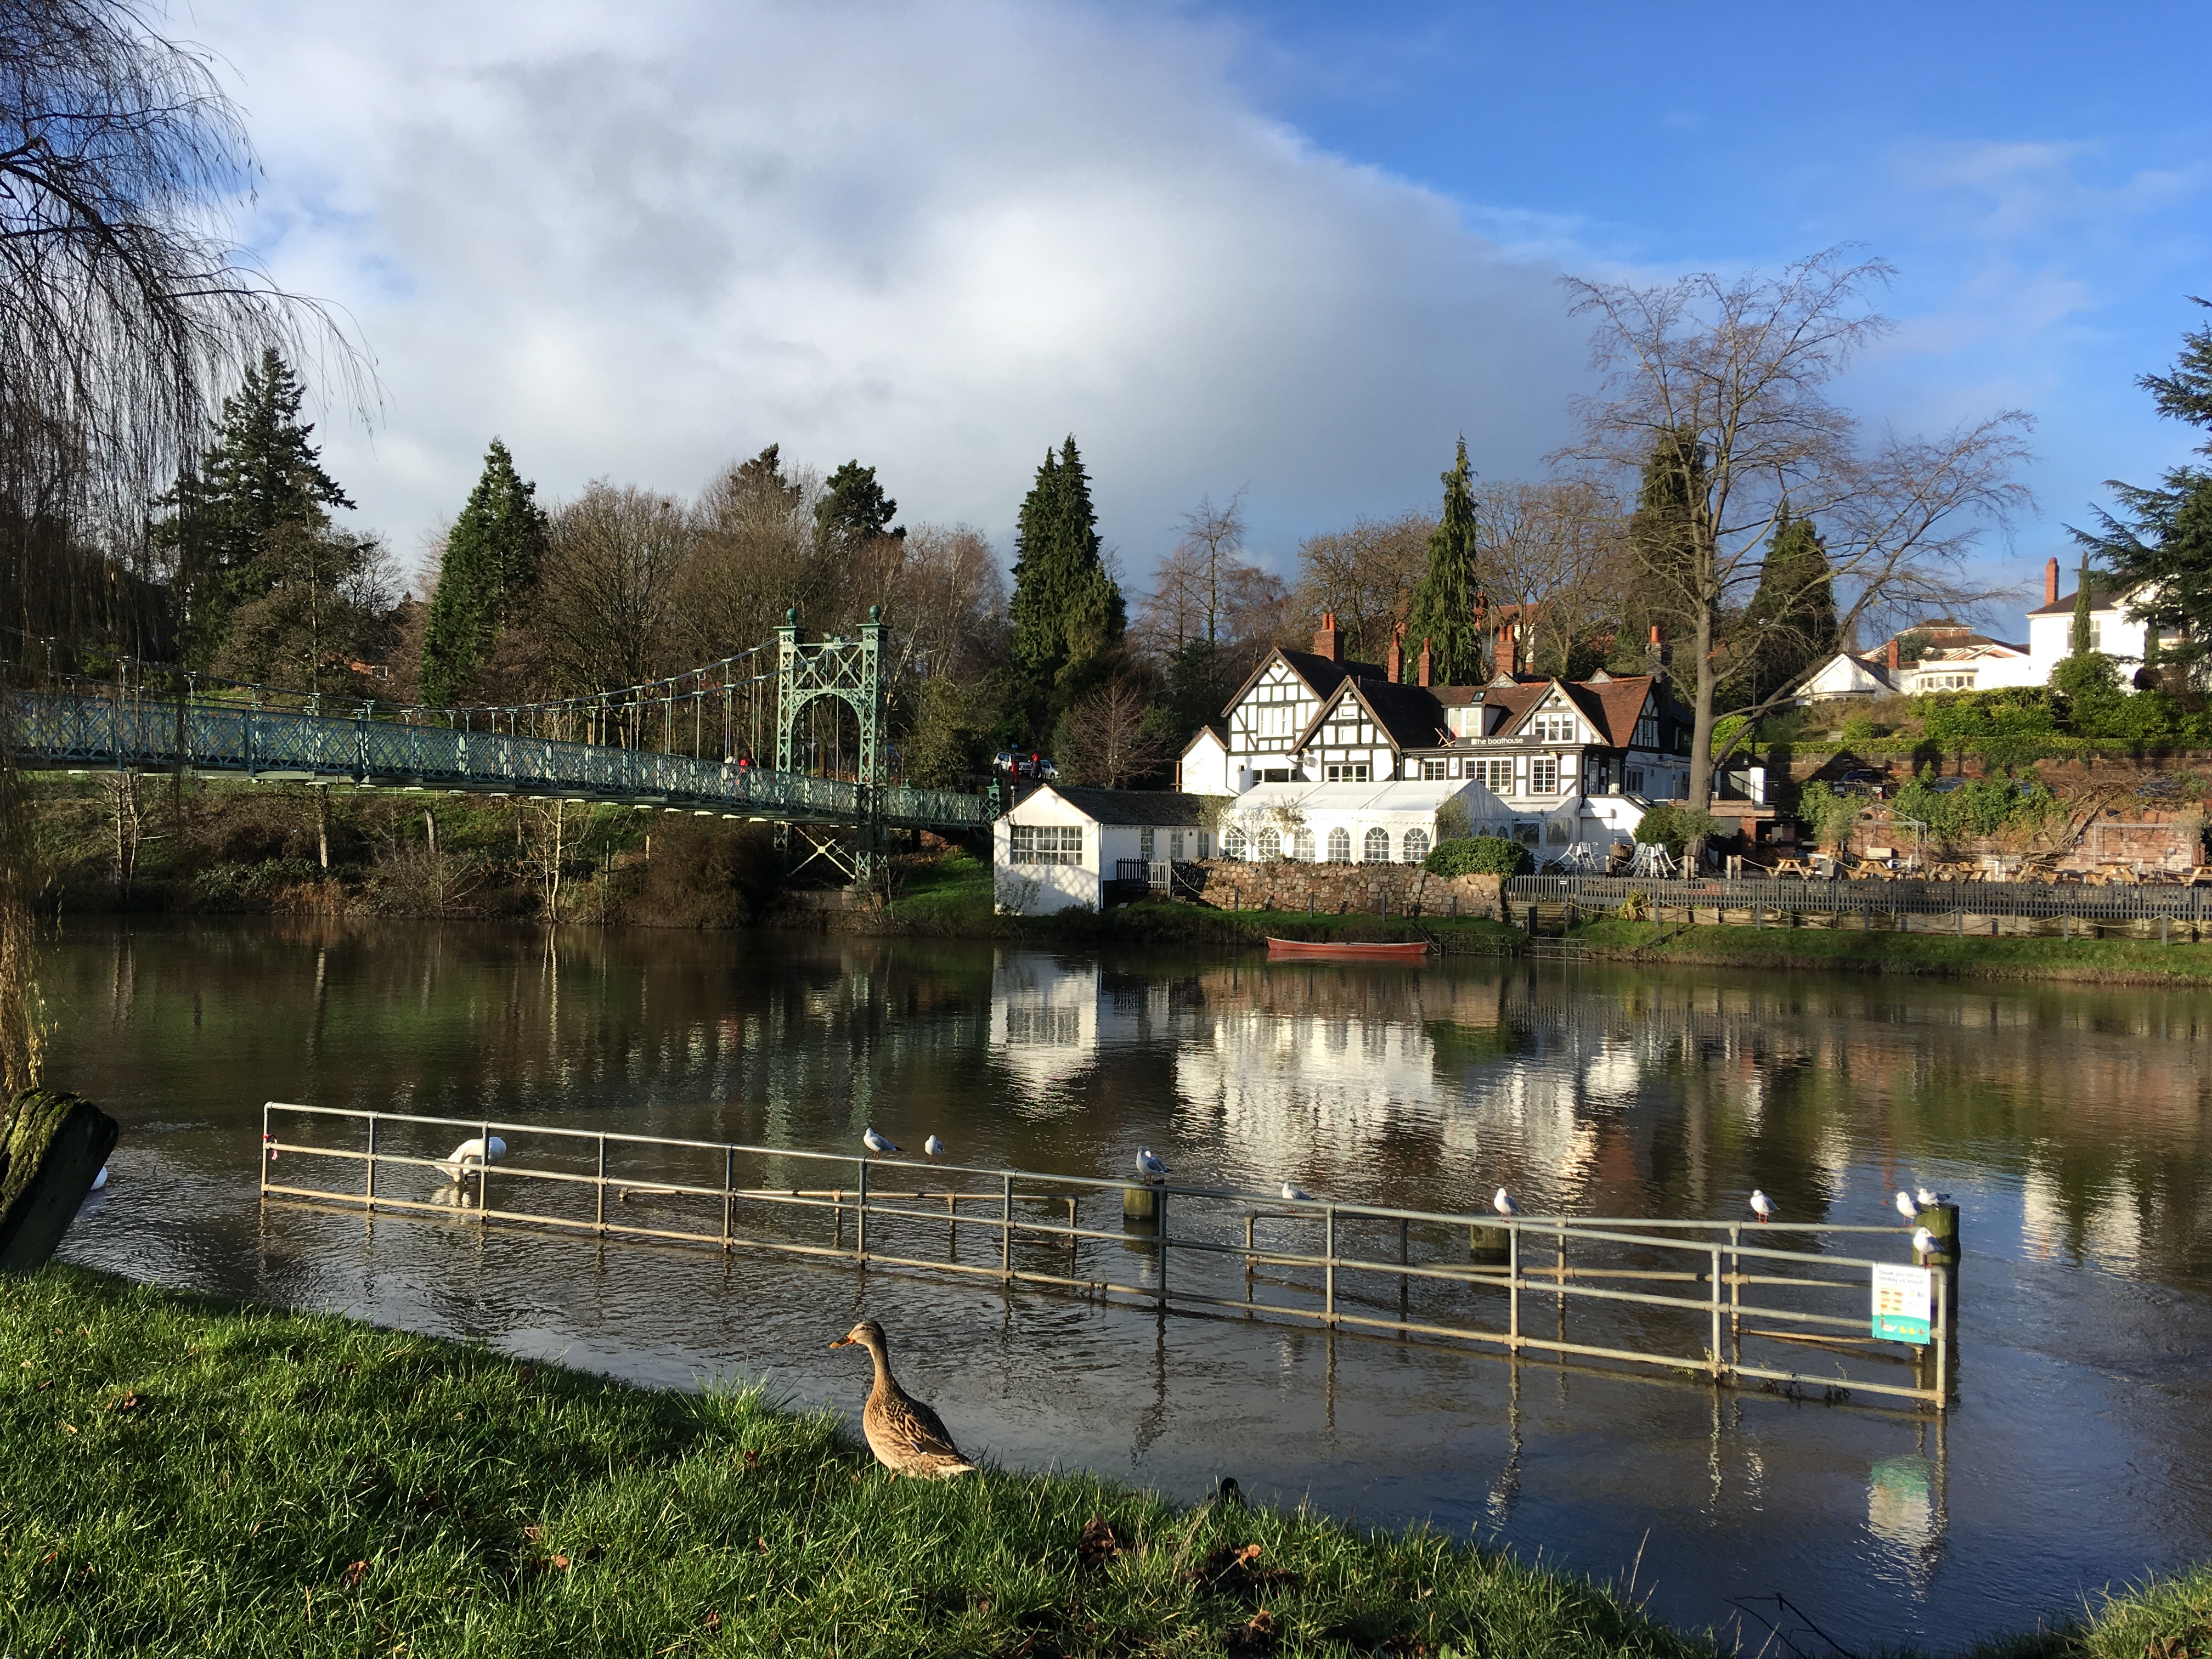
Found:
[1630,804,1718,856]
[1424,836,1531,877]
[1893,768,2057,844]
[1794,781,1861,850]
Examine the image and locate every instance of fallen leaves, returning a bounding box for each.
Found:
[1223,1609,1279,1655]
[342,1561,369,1588]
[1190,1542,1299,1600]
[1076,1518,1126,1570]
[109,1392,143,1415]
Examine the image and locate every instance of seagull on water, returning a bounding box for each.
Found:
[1895,1190,1918,1221]
[1281,1181,1312,1203]
[1748,1189,1775,1224]
[1493,1187,1519,1218]
[863,1127,899,1158]
[924,1135,946,1159]
[439,1136,506,1178]
[1136,1146,1169,1182]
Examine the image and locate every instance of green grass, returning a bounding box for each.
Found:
[3,1265,1706,1658]
[1568,916,2212,984]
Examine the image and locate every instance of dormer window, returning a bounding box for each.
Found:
[1634,716,1657,747]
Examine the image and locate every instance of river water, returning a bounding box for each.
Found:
[44,918,2212,1653]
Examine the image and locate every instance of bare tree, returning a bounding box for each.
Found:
[1556,247,2032,827]
[1293,512,1434,665]
[1059,676,1165,788]
[1476,478,1624,676]
[533,483,696,700]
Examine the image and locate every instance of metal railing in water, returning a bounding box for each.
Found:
[259,1103,1955,1411]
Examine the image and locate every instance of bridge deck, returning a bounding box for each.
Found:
[6,691,992,833]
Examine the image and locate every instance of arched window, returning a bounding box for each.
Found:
[1363,827,1391,864]
[1223,826,1248,860]
[1403,827,1430,864]
[1327,827,1352,863]
[1256,828,1282,861]
[1293,827,1315,862]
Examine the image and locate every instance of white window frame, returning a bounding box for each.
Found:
[1420,758,1447,780]
[1530,756,1559,794]
[1327,827,1352,863]
[1009,824,1084,866]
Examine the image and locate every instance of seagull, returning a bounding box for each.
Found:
[1136,1146,1169,1182]
[1280,1181,1312,1203]
[1493,1187,1519,1218]
[924,1135,946,1159]
[439,1136,507,1178]
[1895,1190,1918,1221]
[862,1127,899,1158]
[1915,1186,1951,1206]
[1912,1226,1937,1257]
[1748,1189,1775,1224]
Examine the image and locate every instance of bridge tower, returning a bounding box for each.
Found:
[775,605,885,888]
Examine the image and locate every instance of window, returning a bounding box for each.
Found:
[1530,757,1558,793]
[1256,828,1282,860]
[1634,716,1657,747]
[1139,827,1155,861]
[1293,827,1314,862]
[1535,714,1577,742]
[1223,826,1248,860]
[1256,704,1295,738]
[1009,825,1082,865]
[1514,821,1541,846]
[1363,827,1391,863]
[1327,827,1352,863]
[1547,818,1571,844]
[1325,763,1370,783]
[1198,832,1212,859]
[1403,827,1430,864]
[1262,768,1291,782]
[1626,767,1645,794]
[1472,758,1513,792]
[1421,758,1447,780]
[1169,829,1185,860]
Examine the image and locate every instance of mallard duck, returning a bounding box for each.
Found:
[829,1319,976,1479]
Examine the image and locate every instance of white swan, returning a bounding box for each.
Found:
[439,1136,506,1178]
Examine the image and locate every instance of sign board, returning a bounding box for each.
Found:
[1870,1262,1933,1345]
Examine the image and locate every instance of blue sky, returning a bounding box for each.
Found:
[202,1,2212,628]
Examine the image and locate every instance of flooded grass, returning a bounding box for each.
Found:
[1570,916,2212,984]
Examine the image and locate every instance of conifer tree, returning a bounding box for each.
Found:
[2070,551,2095,656]
[1404,438,1483,684]
[166,347,354,664]
[1606,427,1704,676]
[814,460,902,556]
[1008,437,1124,741]
[419,439,549,706]
[1724,505,1836,707]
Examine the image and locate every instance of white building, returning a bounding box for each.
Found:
[992,786,1214,916]
[2025,560,2151,682]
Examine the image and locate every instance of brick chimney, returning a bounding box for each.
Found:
[1313,610,1341,664]
[1418,637,1432,687]
[1386,629,1403,683]
[2045,557,2060,606]
[1886,636,1901,673]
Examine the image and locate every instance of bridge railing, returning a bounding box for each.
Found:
[7,690,994,832]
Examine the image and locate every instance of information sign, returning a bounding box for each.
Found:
[1870,1262,1933,1345]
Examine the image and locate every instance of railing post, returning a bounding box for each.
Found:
[856,1158,869,1260]
[365,1114,377,1208]
[1507,1222,1521,1350]
[1000,1173,1013,1284]
[1709,1244,1724,1380]
[1156,1188,1170,1310]
[260,1101,270,1199]
[1324,1206,1338,1328]
[595,1136,607,1233]
[723,1146,734,1249]
[1729,1223,1742,1365]
[478,1118,492,1221]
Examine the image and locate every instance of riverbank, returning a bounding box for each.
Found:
[6,1265,2201,1658]
[1565,916,2212,985]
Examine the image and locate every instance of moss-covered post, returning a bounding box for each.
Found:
[0,1088,121,1272]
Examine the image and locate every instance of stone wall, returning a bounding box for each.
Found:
[1176,859,1505,919]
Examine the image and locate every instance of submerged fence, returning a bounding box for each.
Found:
[261,1103,1956,1411]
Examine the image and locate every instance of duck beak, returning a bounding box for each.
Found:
[828,1336,850,1347]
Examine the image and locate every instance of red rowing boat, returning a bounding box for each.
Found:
[1265,937,1431,960]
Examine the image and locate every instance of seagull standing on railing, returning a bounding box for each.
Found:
[1895,1190,1918,1221]
[1281,1181,1312,1203]
[924,1135,945,1159]
[863,1127,899,1158]
[1912,1226,1938,1258]
[1136,1146,1169,1183]
[1493,1187,1519,1218]
[1748,1189,1775,1224]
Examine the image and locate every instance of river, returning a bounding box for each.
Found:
[43,917,2212,1652]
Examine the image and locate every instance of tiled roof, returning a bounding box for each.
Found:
[1276,647,1390,696]
[1030,786,1215,826]
[1178,721,1228,756]
[1570,674,1658,747]
[2028,581,2125,618]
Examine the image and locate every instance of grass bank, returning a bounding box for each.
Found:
[5,1267,2202,1657]
[873,853,1525,955]
[1567,916,2212,985]
[4,1265,1696,1658]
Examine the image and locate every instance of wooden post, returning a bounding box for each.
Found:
[1469,1222,1509,1265]
[0,1088,121,1271]
[1122,1184,1157,1223]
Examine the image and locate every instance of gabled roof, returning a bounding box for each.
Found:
[1178,721,1228,758]
[1569,674,1660,747]
[1025,786,1214,826]
[2028,580,2130,618]
[1293,676,1460,754]
[1220,645,1391,718]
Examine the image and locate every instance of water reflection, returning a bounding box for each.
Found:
[40,919,2212,1654]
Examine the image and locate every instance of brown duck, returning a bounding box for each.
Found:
[830,1319,978,1479]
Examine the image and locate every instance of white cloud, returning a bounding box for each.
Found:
[186,0,1589,591]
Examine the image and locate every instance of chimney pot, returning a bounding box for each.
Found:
[1418,637,1432,688]
[1387,634,1403,683]
[1313,611,1342,664]
[2045,557,2060,606]
[1887,637,1901,673]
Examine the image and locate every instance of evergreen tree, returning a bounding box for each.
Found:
[2075,298,2212,684]
[815,460,902,556]
[419,439,549,707]
[1607,426,1704,676]
[2070,551,2096,657]
[1404,437,1483,684]
[1007,437,1124,742]
[165,347,353,664]
[1723,505,1836,708]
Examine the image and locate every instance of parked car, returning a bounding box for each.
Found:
[1925,775,1969,794]
[1835,768,1884,797]
[1034,758,1059,781]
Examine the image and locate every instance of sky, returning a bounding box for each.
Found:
[186,0,2212,629]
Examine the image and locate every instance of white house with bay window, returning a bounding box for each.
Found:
[993,786,1215,916]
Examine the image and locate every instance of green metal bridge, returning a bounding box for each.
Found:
[4,610,997,873]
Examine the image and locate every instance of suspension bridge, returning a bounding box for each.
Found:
[4,610,997,881]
